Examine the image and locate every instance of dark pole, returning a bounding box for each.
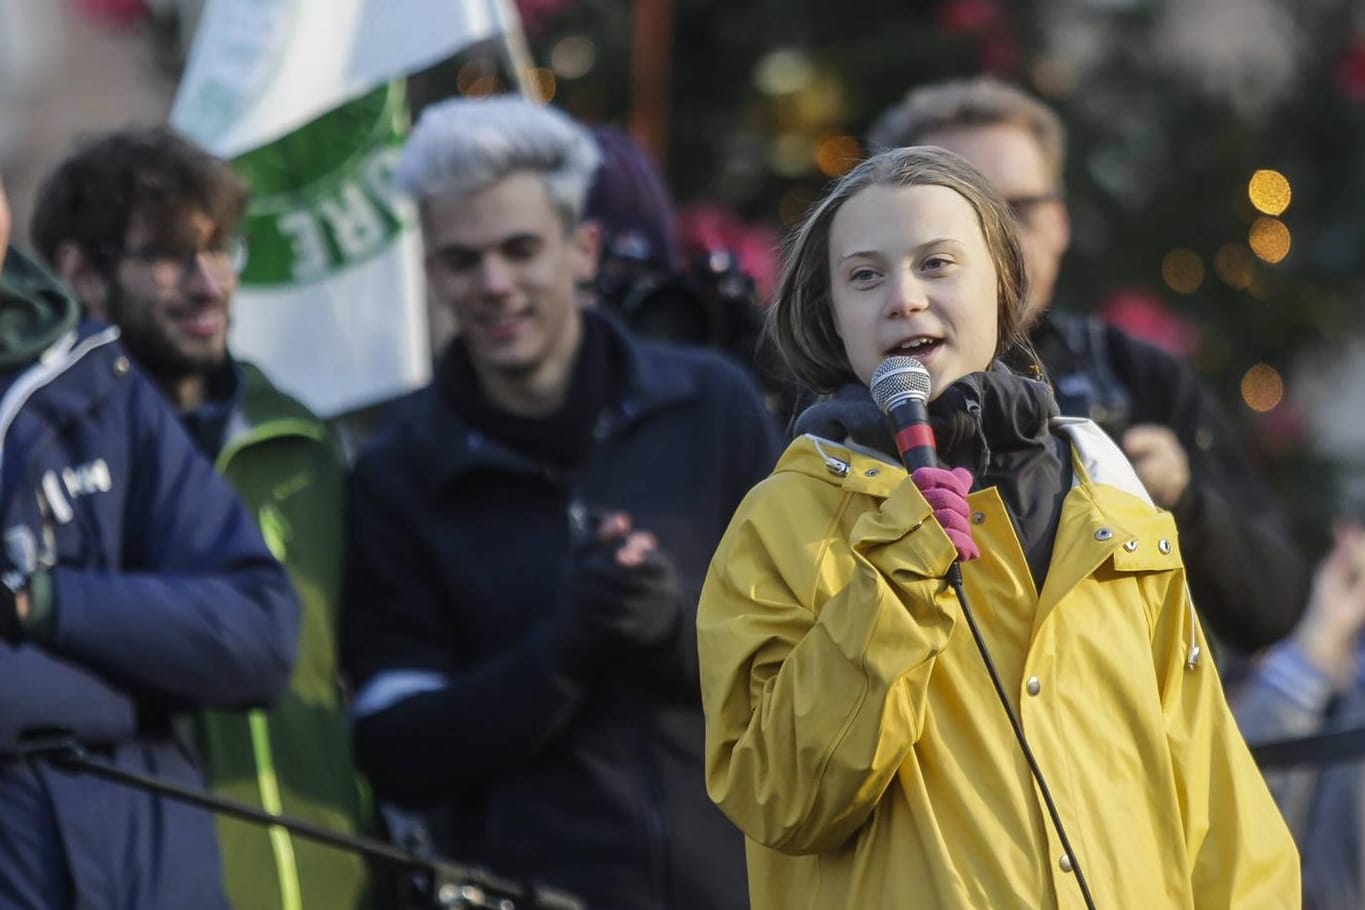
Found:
[630,0,674,167]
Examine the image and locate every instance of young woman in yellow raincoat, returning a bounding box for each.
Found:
[697,145,1300,909]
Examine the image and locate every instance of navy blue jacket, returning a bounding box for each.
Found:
[0,321,299,909]
[345,314,780,910]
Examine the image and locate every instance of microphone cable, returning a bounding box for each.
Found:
[945,561,1099,910]
[871,355,1098,908]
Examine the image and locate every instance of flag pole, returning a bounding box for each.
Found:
[489,0,543,102]
[630,0,674,166]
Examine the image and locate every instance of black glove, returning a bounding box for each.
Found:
[550,541,682,679]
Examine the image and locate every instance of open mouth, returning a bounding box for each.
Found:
[887,336,942,358]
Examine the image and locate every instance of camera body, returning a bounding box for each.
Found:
[1051,366,1133,440]
[598,247,763,367]
[1046,314,1134,441]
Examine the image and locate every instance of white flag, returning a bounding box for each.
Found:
[170,0,513,416]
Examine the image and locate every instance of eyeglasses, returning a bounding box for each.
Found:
[1004,193,1062,226]
[116,234,249,288]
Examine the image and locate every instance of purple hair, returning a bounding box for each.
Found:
[584,126,680,273]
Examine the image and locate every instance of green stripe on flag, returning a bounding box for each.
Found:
[233,83,412,288]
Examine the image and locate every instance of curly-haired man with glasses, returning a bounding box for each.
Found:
[32,128,248,422]
[30,127,371,910]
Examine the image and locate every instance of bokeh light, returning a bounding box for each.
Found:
[1241,364,1284,413]
[1214,243,1256,289]
[1248,216,1291,263]
[1161,248,1205,294]
[1248,169,1292,216]
[1030,58,1076,98]
[550,36,596,79]
[814,134,862,178]
[528,69,557,103]
[770,134,814,177]
[754,50,814,95]
[457,60,500,97]
[792,74,847,128]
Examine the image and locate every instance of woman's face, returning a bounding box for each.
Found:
[827,183,999,398]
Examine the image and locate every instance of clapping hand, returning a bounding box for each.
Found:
[550,511,682,679]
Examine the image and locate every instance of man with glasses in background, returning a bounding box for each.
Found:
[30,128,371,910]
[868,76,1310,656]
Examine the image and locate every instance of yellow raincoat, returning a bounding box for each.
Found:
[698,420,1299,909]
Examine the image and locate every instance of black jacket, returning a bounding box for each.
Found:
[1031,311,1310,652]
[344,312,780,910]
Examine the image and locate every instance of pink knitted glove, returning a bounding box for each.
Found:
[911,466,979,562]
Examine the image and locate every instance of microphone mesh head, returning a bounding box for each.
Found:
[870,356,932,413]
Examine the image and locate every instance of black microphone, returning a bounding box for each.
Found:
[870,356,936,472]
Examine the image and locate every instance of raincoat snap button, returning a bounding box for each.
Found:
[1094,528,1113,541]
[1123,540,1138,552]
[1158,539,1172,554]
[1026,676,1042,696]
[1059,854,1074,873]
[972,512,986,524]
[864,468,879,477]
[113,356,130,376]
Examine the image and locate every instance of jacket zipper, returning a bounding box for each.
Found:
[564,429,672,903]
[637,731,671,906]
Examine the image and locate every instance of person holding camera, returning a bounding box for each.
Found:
[868,76,1311,654]
[585,127,797,422]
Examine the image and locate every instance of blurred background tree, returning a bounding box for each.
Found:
[513,0,1365,555]
[14,0,1365,554]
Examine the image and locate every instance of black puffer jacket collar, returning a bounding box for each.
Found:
[793,363,1070,588]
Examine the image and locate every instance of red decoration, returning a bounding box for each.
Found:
[1251,401,1306,457]
[514,0,572,34]
[935,0,1002,35]
[1336,37,1365,103]
[676,203,781,303]
[1099,287,1202,358]
[72,0,148,27]
[978,31,1020,76]
[935,0,1017,76]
